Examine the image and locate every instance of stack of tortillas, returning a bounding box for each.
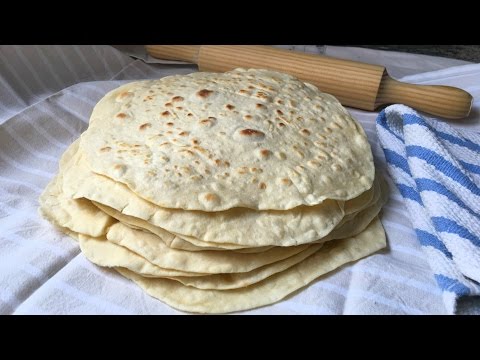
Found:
[39,68,388,313]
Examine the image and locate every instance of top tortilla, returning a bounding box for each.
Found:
[80,68,374,211]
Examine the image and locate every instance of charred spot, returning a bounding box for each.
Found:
[162,111,171,117]
[239,129,265,137]
[197,89,214,98]
[139,123,152,130]
[225,104,235,110]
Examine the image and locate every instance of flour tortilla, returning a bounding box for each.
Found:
[79,233,323,289]
[63,148,380,247]
[117,217,386,313]
[94,202,274,253]
[95,173,386,252]
[38,140,116,237]
[80,68,374,211]
[78,234,208,278]
[106,223,310,274]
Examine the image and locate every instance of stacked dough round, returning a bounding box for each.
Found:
[39,68,388,313]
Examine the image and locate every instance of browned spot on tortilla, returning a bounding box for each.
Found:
[239,129,265,137]
[244,115,252,120]
[278,123,286,127]
[301,129,311,136]
[178,131,189,136]
[226,104,235,110]
[166,122,174,127]
[187,113,193,117]
[256,103,265,109]
[199,119,214,126]
[281,178,292,186]
[181,149,195,156]
[165,102,173,107]
[116,113,127,119]
[260,149,270,157]
[214,159,230,167]
[172,96,184,102]
[100,146,111,152]
[276,110,284,115]
[162,111,171,117]
[258,182,267,190]
[176,107,183,110]
[204,193,217,202]
[139,123,152,130]
[193,146,208,154]
[117,91,130,100]
[197,89,213,98]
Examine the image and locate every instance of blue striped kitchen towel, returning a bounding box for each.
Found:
[376,104,480,314]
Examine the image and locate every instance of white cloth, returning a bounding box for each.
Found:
[0,45,478,314]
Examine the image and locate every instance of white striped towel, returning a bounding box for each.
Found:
[376,105,480,313]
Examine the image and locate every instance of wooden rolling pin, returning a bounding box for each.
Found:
[145,45,473,119]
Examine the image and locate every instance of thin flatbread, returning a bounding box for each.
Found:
[117,217,386,313]
[79,69,374,211]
